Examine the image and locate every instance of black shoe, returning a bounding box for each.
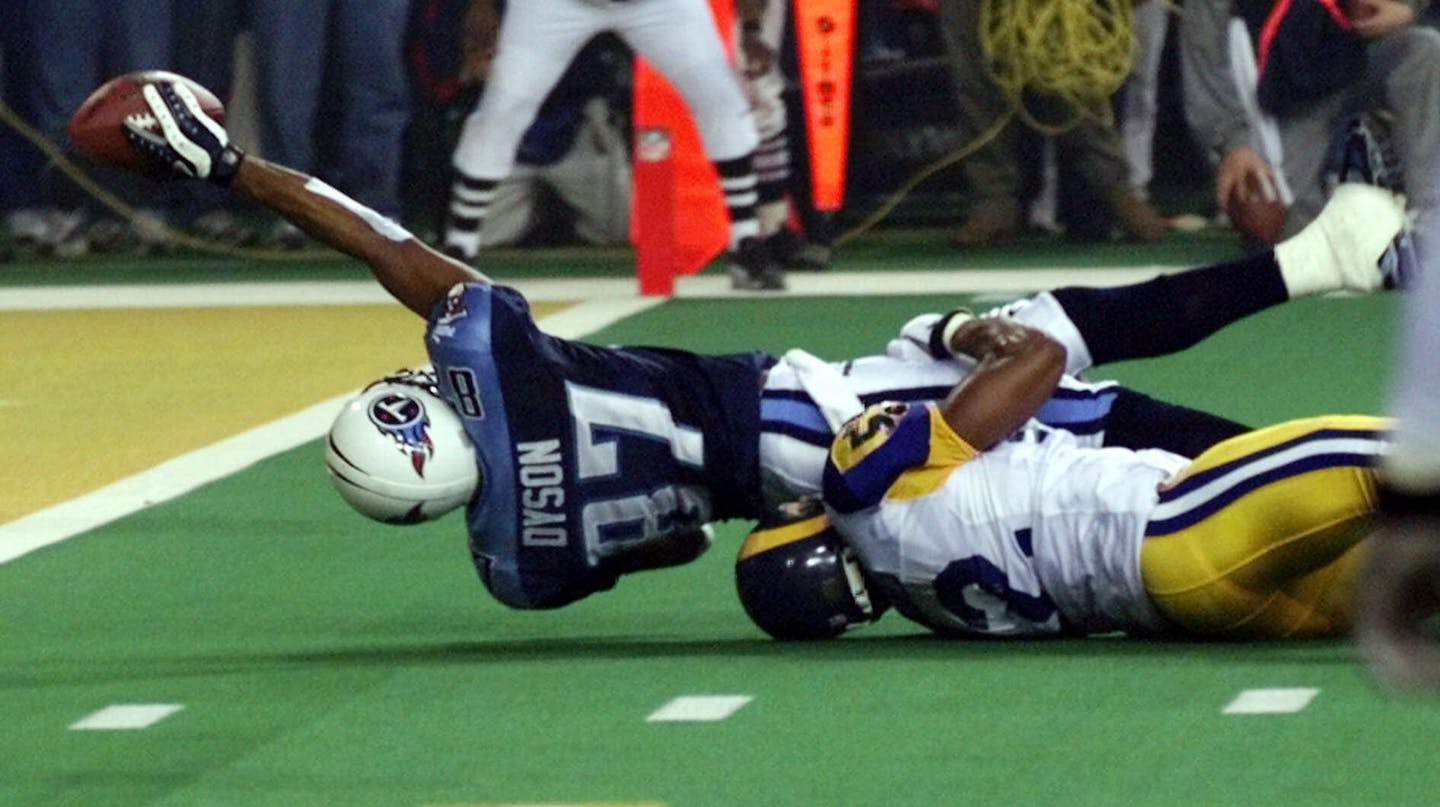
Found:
[1357,484,1440,690]
[766,229,830,271]
[267,220,309,251]
[1326,111,1403,194]
[82,217,131,254]
[190,209,260,248]
[84,215,172,257]
[727,237,786,291]
[441,243,475,264]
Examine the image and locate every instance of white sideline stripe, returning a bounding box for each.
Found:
[645,695,752,722]
[0,278,642,311]
[0,396,351,565]
[672,265,1193,298]
[0,281,391,310]
[1222,688,1320,715]
[534,294,662,336]
[0,267,1192,311]
[0,297,661,566]
[70,703,184,731]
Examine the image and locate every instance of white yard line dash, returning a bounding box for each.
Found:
[70,703,185,731]
[646,695,752,722]
[1222,688,1320,715]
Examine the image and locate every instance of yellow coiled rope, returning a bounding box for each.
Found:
[981,0,1136,134]
[837,0,1137,244]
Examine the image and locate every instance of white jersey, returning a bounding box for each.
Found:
[824,404,1189,637]
[757,294,1113,509]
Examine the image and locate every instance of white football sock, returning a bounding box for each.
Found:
[444,229,482,259]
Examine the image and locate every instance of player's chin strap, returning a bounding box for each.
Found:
[123,81,245,185]
[779,349,863,432]
[838,543,875,620]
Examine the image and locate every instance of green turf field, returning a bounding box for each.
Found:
[5,242,1440,806]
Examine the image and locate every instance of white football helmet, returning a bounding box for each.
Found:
[324,369,479,524]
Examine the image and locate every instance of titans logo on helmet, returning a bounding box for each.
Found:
[367,392,435,478]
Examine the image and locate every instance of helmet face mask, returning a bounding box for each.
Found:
[735,502,881,640]
[324,369,480,525]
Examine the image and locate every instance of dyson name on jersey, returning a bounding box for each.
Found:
[518,439,567,547]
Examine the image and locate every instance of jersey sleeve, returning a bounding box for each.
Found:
[822,401,977,514]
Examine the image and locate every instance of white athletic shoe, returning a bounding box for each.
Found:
[1277,182,1406,296]
[728,237,787,291]
[1324,183,1406,292]
[1378,215,1417,290]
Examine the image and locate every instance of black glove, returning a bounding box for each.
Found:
[123,81,244,185]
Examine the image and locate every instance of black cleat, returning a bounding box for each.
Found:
[766,229,830,271]
[441,243,475,264]
[1325,111,1403,194]
[728,236,787,291]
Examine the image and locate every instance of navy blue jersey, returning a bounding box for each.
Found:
[425,283,772,608]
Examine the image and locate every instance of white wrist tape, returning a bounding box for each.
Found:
[940,310,976,356]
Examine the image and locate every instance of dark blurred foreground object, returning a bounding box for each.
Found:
[1357,488,1440,693]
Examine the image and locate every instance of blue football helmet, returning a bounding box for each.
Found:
[734,499,880,640]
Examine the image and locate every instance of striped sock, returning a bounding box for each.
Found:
[715,155,760,250]
[444,173,498,258]
[755,134,792,236]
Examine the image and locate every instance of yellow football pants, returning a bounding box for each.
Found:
[1140,415,1387,638]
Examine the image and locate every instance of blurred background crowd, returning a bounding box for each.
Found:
[2,0,1438,264]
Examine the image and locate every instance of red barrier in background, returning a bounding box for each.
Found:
[631,0,735,296]
[793,0,854,212]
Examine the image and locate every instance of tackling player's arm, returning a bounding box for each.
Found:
[123,79,483,318]
[931,311,1066,449]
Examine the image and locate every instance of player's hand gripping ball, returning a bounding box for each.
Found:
[1224,173,1289,244]
[68,70,226,175]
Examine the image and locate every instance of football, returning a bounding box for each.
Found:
[67,70,225,174]
[1224,175,1289,244]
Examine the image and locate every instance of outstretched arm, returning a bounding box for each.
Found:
[230,157,485,316]
[931,312,1066,450]
[124,79,482,318]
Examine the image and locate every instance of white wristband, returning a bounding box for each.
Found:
[940,310,976,356]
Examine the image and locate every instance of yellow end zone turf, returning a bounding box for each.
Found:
[0,301,572,524]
